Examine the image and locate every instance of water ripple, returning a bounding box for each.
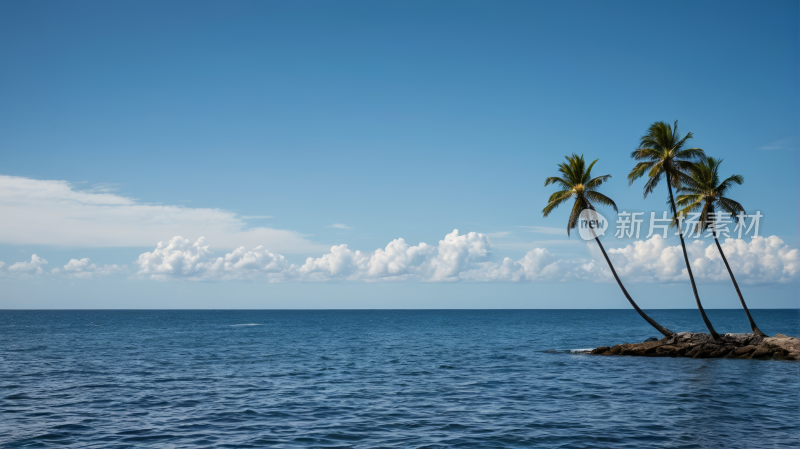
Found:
[0,309,797,448]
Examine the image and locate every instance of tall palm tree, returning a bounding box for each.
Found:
[675,157,766,336]
[628,120,721,340]
[543,154,674,337]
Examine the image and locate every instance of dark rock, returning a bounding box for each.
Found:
[685,345,703,358]
[709,346,732,358]
[692,344,719,359]
[748,346,773,359]
[655,346,679,357]
[589,332,800,361]
[732,345,756,357]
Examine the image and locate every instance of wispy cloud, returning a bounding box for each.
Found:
[327,223,353,230]
[240,215,274,220]
[758,136,798,150]
[0,175,327,253]
[487,231,511,238]
[84,182,126,194]
[515,226,565,235]
[491,239,582,251]
[52,258,126,279]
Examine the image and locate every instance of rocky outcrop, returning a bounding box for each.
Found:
[590,332,800,360]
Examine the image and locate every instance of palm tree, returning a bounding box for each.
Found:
[675,157,766,336]
[628,120,721,341]
[543,154,674,337]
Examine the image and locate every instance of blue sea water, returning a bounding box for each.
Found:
[0,309,798,448]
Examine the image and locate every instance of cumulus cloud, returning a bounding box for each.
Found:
[0,175,326,253]
[5,230,792,284]
[132,231,799,285]
[135,230,492,282]
[136,236,289,281]
[288,230,492,282]
[5,254,48,276]
[52,258,125,279]
[591,235,799,284]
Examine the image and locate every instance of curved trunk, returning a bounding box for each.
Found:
[666,172,721,340]
[594,236,674,337]
[712,232,766,336]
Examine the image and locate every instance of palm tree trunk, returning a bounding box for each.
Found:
[666,172,721,340]
[594,236,674,337]
[712,231,766,336]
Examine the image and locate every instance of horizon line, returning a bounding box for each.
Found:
[1,308,798,311]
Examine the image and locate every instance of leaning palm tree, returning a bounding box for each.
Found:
[543,154,674,337]
[675,157,766,336]
[628,120,721,340]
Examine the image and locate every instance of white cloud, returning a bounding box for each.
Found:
[134,230,492,282]
[136,236,289,281]
[591,235,799,284]
[4,228,795,285]
[516,226,566,235]
[487,232,511,238]
[52,258,125,279]
[758,136,798,150]
[0,175,326,253]
[363,238,435,280]
[491,239,582,252]
[6,254,48,276]
[427,230,491,281]
[327,223,353,229]
[293,244,367,281]
[135,232,796,284]
[290,230,492,282]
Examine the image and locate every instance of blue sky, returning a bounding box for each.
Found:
[0,1,797,309]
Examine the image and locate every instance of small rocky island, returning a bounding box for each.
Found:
[590,332,800,360]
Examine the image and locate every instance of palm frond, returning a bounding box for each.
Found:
[628,161,656,184]
[675,193,703,208]
[584,191,618,213]
[675,147,704,161]
[544,176,573,189]
[566,195,586,236]
[583,158,598,184]
[717,197,745,218]
[584,174,611,190]
[673,197,704,228]
[630,147,664,161]
[642,170,662,198]
[542,191,574,217]
[717,174,744,196]
[695,202,712,233]
[676,176,704,194]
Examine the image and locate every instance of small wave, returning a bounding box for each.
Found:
[229,324,263,326]
[544,348,594,354]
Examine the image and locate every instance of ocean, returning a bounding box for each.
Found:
[1,309,798,448]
